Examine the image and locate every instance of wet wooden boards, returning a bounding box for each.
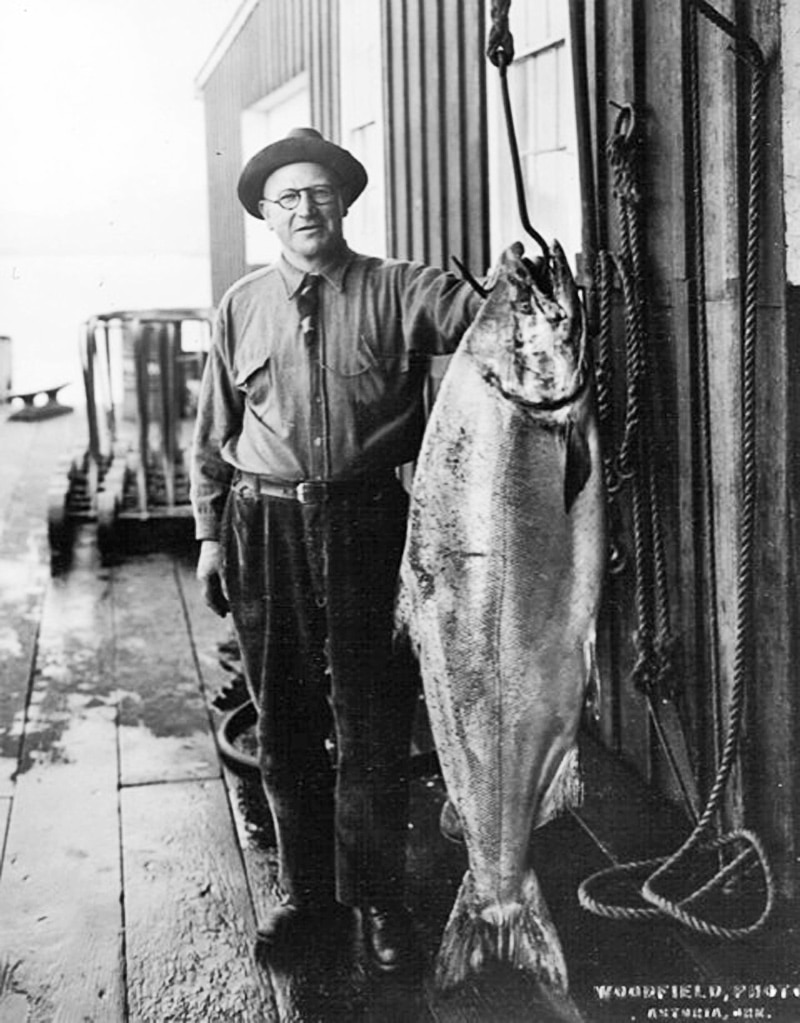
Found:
[122,778,275,1021]
[0,532,123,1021]
[114,555,219,786]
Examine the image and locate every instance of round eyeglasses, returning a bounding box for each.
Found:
[263,185,338,211]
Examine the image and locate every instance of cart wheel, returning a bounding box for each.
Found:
[47,488,71,571]
[97,489,118,565]
[217,700,260,774]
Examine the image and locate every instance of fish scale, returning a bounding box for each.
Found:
[396,241,605,995]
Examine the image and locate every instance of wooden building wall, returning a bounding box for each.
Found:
[200,0,490,302]
[201,0,339,302]
[381,0,489,275]
[571,0,799,899]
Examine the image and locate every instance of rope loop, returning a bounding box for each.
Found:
[630,646,656,696]
[652,634,680,703]
[486,0,514,67]
[579,829,775,939]
[607,104,641,207]
[629,635,678,702]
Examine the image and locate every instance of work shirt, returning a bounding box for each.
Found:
[191,245,481,540]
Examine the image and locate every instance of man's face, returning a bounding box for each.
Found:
[259,161,346,269]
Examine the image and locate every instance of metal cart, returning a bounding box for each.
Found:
[48,308,214,567]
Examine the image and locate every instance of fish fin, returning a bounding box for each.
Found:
[439,798,465,844]
[435,871,569,993]
[563,419,592,514]
[534,746,583,829]
[582,632,602,725]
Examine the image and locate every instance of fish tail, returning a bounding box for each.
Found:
[434,871,495,990]
[435,870,569,993]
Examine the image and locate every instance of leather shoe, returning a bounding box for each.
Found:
[361,904,419,974]
[256,896,354,949]
[256,898,308,948]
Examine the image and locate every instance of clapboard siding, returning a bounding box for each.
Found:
[382,0,489,273]
[202,0,339,301]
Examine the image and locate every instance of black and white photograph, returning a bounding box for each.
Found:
[0,1,798,1020]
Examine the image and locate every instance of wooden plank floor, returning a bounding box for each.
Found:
[1,406,799,1023]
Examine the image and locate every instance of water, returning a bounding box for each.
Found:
[0,252,212,406]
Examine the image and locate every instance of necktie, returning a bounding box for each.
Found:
[297,273,320,342]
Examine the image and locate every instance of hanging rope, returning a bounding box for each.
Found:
[600,115,695,824]
[578,3,775,938]
[595,251,628,576]
[606,106,644,487]
[603,108,676,709]
[687,4,725,785]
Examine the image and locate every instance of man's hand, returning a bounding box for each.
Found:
[197,540,230,617]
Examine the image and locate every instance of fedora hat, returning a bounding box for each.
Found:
[237,127,368,219]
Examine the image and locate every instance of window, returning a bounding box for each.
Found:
[338,0,387,256]
[487,0,582,268]
[241,74,311,267]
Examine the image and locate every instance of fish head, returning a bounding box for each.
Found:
[467,240,587,417]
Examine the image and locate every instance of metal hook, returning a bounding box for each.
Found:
[496,57,551,263]
[451,256,490,299]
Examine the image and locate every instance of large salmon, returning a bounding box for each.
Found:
[396,241,605,992]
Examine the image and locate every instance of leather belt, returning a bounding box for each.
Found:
[237,469,397,505]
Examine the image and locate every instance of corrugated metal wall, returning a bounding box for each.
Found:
[381,0,489,275]
[201,0,340,301]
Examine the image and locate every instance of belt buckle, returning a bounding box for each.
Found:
[296,480,328,504]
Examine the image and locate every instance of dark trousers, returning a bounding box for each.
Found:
[221,472,419,908]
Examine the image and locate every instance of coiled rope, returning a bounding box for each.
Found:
[578,2,775,938]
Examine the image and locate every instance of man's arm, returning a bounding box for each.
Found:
[190,310,241,616]
[399,264,484,355]
[196,539,229,617]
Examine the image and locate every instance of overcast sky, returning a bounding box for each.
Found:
[0,0,239,256]
[0,0,240,391]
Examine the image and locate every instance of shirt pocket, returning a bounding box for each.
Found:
[326,335,412,408]
[325,334,411,379]
[324,334,378,378]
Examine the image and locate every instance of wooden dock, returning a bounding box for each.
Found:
[0,407,798,1022]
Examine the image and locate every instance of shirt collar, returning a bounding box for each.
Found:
[278,244,355,299]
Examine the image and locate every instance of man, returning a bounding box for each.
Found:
[191,127,480,973]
